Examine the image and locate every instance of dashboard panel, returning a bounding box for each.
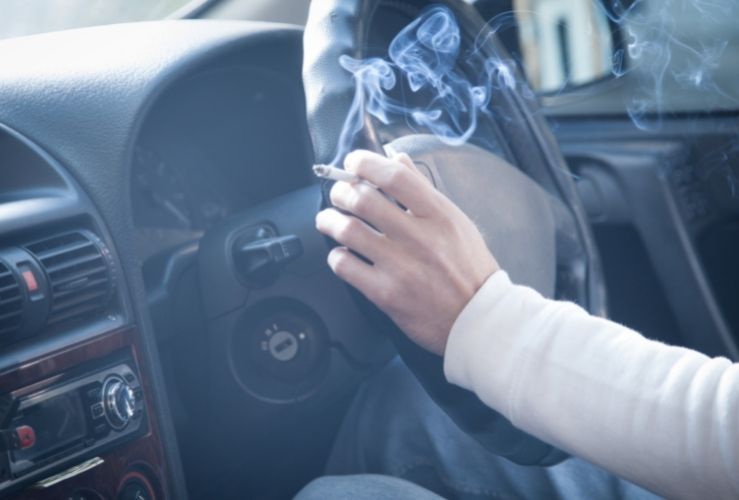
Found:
[132,64,314,261]
[0,19,310,499]
[0,121,169,499]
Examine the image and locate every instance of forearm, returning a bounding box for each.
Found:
[444,271,739,500]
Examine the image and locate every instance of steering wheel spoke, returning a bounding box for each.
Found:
[197,185,394,403]
[299,0,606,465]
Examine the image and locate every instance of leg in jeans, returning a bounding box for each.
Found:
[325,357,661,500]
[296,475,444,500]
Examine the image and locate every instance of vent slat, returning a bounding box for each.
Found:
[46,254,103,275]
[0,325,21,335]
[26,231,113,327]
[0,293,21,304]
[52,266,108,292]
[53,287,108,309]
[53,278,109,299]
[48,302,104,325]
[33,240,95,261]
[0,310,22,322]
[0,262,22,337]
[0,283,20,294]
[0,296,22,308]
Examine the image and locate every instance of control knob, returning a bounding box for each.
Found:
[103,376,135,430]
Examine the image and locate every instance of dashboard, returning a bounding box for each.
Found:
[0,108,165,499]
[132,64,314,261]
[0,20,316,499]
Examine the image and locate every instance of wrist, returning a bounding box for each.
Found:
[442,268,505,357]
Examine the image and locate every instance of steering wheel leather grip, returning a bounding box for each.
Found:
[303,0,381,163]
[303,0,606,466]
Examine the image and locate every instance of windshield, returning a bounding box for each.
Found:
[2,0,737,115]
[0,0,196,40]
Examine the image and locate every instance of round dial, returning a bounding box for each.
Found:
[103,376,135,430]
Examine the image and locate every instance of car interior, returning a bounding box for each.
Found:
[0,0,737,498]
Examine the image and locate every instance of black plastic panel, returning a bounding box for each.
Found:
[552,114,739,359]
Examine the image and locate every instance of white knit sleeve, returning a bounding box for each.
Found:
[443,271,739,500]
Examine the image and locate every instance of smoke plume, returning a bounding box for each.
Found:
[332,5,516,165]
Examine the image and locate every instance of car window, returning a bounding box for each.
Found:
[618,0,739,115]
[510,0,614,92]
[0,0,195,40]
[474,0,739,113]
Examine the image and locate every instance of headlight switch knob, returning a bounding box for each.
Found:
[103,375,135,430]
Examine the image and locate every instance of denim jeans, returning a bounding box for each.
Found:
[316,357,662,500]
[297,475,445,500]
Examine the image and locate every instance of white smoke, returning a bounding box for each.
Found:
[331,5,517,165]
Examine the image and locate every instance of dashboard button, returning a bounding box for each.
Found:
[90,402,104,419]
[15,425,35,449]
[21,269,38,293]
[85,383,102,402]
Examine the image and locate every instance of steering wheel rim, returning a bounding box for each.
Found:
[302,0,606,465]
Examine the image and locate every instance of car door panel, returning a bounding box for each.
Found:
[549,115,739,359]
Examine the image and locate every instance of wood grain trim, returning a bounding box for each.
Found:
[0,328,129,393]
[0,326,171,499]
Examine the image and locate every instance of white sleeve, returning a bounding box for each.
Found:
[443,271,739,500]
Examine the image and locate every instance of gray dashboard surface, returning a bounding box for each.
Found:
[0,20,304,499]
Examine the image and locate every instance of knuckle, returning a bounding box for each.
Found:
[396,265,416,291]
[387,164,409,187]
[373,282,396,308]
[329,181,351,209]
[350,186,372,214]
[396,152,412,164]
[355,157,373,178]
[345,150,371,175]
[438,212,456,232]
[337,217,360,241]
[405,223,427,245]
[427,197,452,223]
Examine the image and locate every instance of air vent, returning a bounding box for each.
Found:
[26,231,114,326]
[0,262,22,336]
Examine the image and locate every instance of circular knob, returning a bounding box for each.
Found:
[103,376,135,430]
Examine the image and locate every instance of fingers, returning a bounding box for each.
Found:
[393,152,432,185]
[329,181,409,237]
[326,247,384,301]
[316,208,388,263]
[344,150,440,217]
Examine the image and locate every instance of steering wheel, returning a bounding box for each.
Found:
[197,0,605,467]
[301,0,607,465]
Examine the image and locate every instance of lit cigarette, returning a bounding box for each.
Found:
[313,164,394,205]
[313,164,361,183]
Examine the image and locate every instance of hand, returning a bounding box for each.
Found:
[315,150,499,355]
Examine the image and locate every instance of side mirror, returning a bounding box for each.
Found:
[475,0,625,93]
